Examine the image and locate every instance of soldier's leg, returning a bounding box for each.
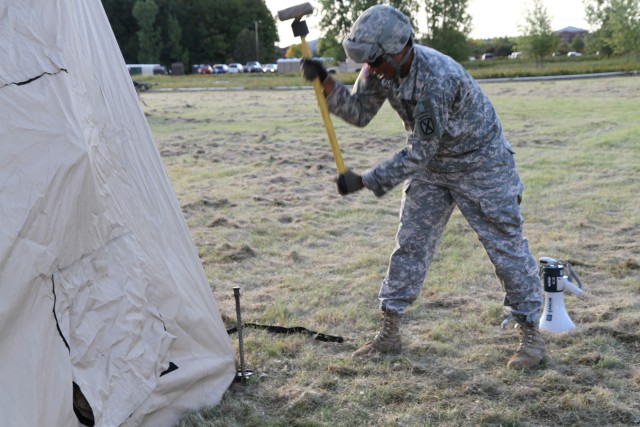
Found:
[353,179,455,358]
[453,191,542,325]
[453,187,545,368]
[379,179,456,314]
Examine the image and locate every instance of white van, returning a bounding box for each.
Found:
[126,64,166,76]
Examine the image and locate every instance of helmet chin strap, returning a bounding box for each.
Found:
[383,44,413,81]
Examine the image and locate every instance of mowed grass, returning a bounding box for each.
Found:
[140,76,640,426]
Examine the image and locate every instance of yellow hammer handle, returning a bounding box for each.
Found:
[300,35,346,174]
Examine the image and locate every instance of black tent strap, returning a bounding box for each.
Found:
[160,362,179,377]
[227,323,344,343]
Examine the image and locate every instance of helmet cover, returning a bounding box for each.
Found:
[342,5,413,63]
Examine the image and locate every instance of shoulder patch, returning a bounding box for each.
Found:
[413,99,441,139]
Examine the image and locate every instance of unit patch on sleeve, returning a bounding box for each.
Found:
[413,99,442,140]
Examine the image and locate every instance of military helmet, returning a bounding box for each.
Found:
[342,5,413,63]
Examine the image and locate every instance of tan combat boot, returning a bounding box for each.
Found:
[352,311,402,358]
[507,324,546,369]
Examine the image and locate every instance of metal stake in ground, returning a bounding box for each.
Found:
[277,2,346,174]
[233,286,248,383]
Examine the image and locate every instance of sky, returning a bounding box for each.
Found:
[265,0,591,47]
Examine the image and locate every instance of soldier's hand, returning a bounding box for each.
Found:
[301,58,328,83]
[336,170,364,196]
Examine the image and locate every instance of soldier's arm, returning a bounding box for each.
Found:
[362,75,458,197]
[325,68,387,127]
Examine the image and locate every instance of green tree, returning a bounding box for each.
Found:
[466,37,488,59]
[318,0,354,42]
[317,0,420,59]
[286,44,303,58]
[584,0,640,60]
[103,0,138,62]
[421,0,472,61]
[317,30,347,62]
[167,14,188,64]
[234,29,256,63]
[519,0,558,66]
[426,27,470,61]
[318,0,420,42]
[492,36,517,57]
[103,0,280,70]
[208,0,278,63]
[571,35,585,53]
[132,0,162,63]
[584,27,615,56]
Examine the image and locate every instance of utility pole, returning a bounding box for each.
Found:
[254,20,259,61]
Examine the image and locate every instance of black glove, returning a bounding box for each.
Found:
[336,170,364,196]
[301,58,328,83]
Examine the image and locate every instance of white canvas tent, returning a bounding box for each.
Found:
[0,1,237,426]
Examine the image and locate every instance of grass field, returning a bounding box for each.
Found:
[141,75,639,426]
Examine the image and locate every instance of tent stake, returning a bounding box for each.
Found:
[233,287,250,383]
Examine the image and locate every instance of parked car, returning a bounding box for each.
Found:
[196,64,213,74]
[152,65,168,74]
[508,52,521,59]
[481,53,495,60]
[245,61,263,73]
[567,51,583,57]
[263,63,277,73]
[213,64,228,74]
[228,63,244,73]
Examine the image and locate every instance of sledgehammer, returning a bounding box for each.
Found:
[278,2,346,174]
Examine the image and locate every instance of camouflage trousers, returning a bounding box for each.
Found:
[378,152,543,326]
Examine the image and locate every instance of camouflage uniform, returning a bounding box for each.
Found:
[325,44,543,326]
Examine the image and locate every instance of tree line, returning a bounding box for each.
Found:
[313,0,639,63]
[104,0,639,71]
[102,0,279,67]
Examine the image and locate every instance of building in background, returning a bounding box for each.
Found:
[555,26,588,44]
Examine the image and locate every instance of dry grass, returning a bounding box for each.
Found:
[141,76,640,427]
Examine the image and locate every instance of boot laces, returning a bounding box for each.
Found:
[375,314,398,340]
[518,325,538,350]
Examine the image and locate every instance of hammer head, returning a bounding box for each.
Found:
[277,2,314,22]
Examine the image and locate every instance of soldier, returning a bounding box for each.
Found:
[301,4,545,369]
